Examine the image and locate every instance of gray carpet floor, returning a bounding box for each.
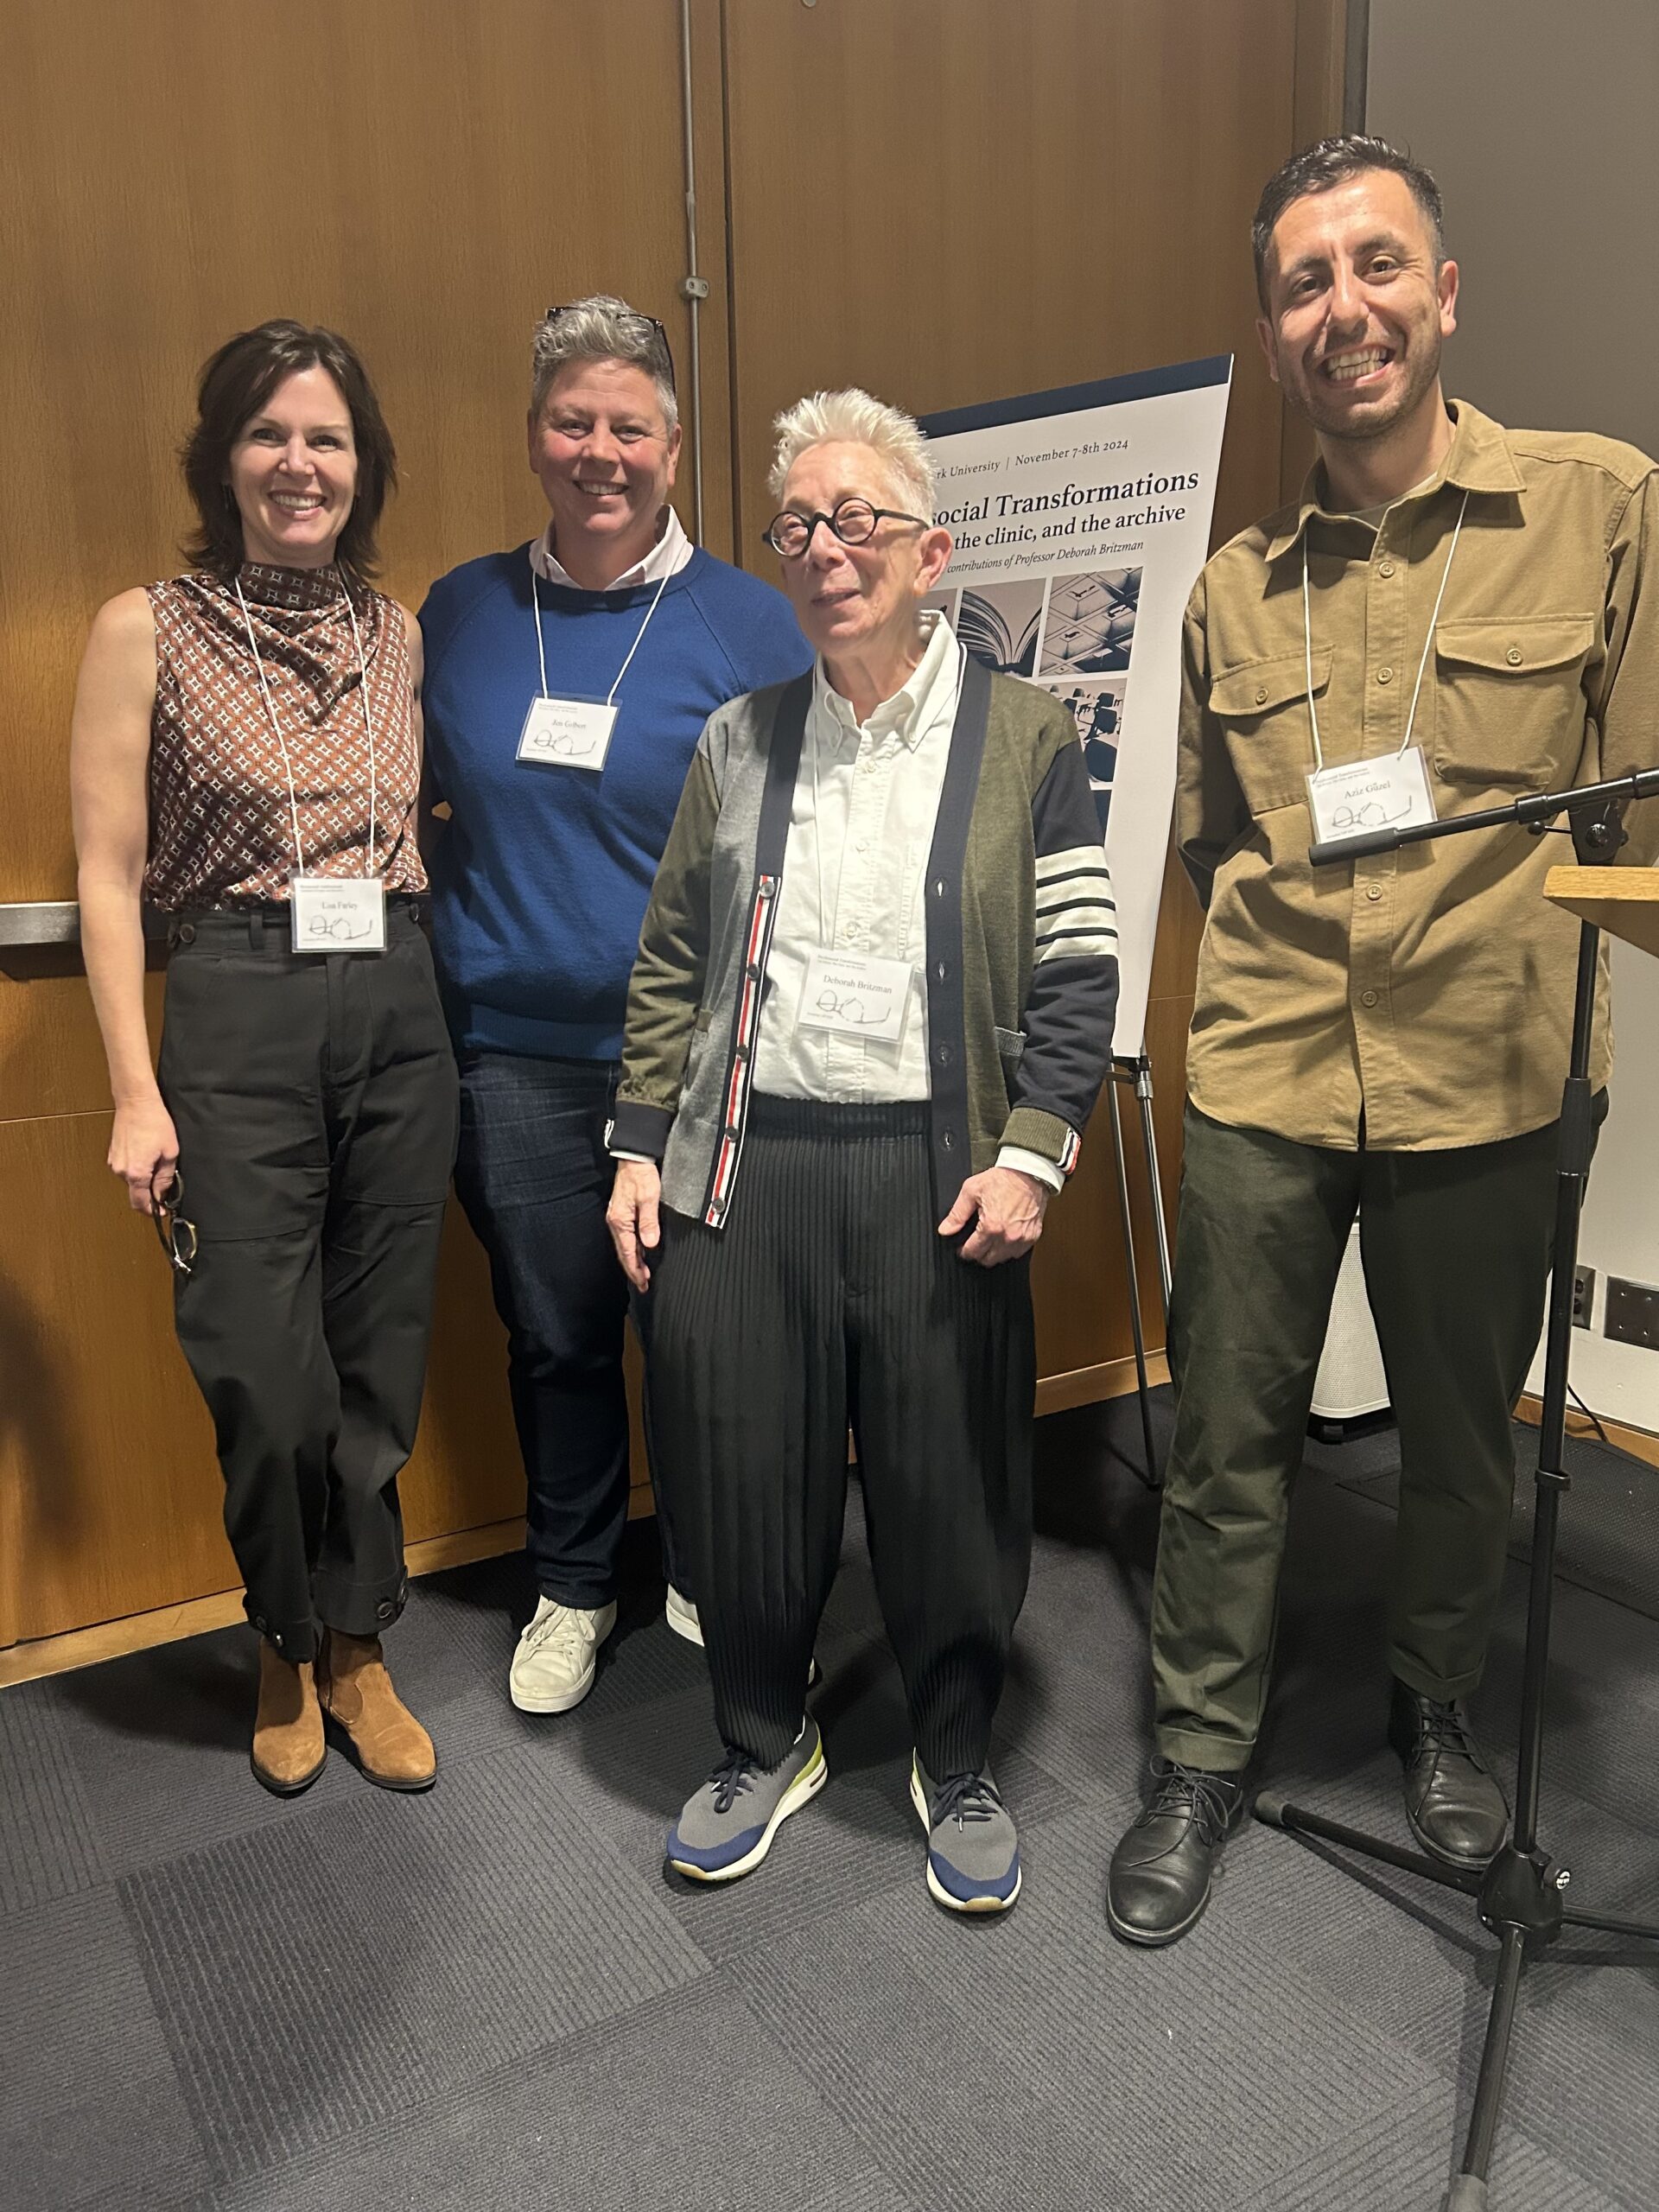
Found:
[4,1394,1657,2212]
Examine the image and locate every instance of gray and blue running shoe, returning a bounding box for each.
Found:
[911,1756,1021,1913]
[666,1718,827,1882]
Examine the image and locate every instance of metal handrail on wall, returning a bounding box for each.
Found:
[0,902,178,948]
[0,901,83,946]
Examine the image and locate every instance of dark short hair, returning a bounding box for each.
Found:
[181,320,397,583]
[1251,134,1446,308]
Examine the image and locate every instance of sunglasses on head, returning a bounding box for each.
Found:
[543,303,677,393]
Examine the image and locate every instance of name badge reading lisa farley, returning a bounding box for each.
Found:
[289,874,387,953]
[1306,745,1437,848]
[518,696,619,772]
[796,950,914,1046]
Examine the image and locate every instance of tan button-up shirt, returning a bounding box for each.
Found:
[1178,400,1659,1151]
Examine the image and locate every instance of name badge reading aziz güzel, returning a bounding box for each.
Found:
[796,949,914,1045]
[290,874,387,953]
[1306,745,1437,847]
[518,696,619,772]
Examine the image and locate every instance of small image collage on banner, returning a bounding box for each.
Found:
[925,567,1141,827]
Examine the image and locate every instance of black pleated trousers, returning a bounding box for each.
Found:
[647,1096,1035,1777]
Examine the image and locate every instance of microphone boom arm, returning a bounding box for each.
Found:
[1306,762,1659,871]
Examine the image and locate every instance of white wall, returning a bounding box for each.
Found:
[1367,0,1659,1429]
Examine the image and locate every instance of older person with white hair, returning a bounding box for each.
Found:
[606,388,1119,1912]
[419,298,809,1716]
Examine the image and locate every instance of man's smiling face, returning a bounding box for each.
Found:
[1256,168,1459,448]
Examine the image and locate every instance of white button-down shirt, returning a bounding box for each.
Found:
[755,609,960,1104]
[753,612,1060,1190]
[530,505,693,589]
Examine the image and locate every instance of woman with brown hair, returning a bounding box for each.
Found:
[70,320,457,1797]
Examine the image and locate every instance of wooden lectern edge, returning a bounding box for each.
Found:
[1543,864,1659,959]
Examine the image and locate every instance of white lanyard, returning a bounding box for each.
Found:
[531,563,671,709]
[1302,488,1469,772]
[809,641,966,950]
[233,569,378,876]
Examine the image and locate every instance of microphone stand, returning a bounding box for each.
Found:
[1255,764,1659,2212]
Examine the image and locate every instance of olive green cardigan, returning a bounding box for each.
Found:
[609,660,1119,1228]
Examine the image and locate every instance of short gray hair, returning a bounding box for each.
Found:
[767,388,936,520]
[530,296,678,429]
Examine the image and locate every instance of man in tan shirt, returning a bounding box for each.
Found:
[1108,135,1659,1948]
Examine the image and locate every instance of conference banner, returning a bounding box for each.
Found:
[920,357,1232,1057]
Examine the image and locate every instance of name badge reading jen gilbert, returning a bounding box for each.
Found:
[290,874,387,953]
[518,696,619,772]
[796,950,914,1045]
[1306,746,1437,848]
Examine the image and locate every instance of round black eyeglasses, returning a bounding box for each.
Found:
[152,1169,198,1276]
[762,498,928,559]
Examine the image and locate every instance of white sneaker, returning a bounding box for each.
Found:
[664,1585,704,1648]
[664,1586,822,1691]
[509,1598,618,1713]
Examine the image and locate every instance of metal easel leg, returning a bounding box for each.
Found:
[1107,1071,1160,1489]
[1132,1051,1173,1324]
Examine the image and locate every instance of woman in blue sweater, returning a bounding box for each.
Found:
[420,298,809,1713]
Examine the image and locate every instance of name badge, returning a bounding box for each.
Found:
[796,950,914,1045]
[1306,745,1437,846]
[290,874,387,953]
[518,695,618,772]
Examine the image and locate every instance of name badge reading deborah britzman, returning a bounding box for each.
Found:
[795,950,914,1045]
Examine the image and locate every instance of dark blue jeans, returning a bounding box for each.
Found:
[454,1049,681,1609]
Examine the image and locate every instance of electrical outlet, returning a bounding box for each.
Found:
[1572,1265,1596,1329]
[1605,1277,1659,1351]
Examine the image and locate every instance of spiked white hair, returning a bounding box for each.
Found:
[767,387,936,518]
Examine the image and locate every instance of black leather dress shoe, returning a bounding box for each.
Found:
[1107,1759,1244,1946]
[1389,1680,1509,1869]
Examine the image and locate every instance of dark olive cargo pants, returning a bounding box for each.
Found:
[1151,1100,1577,1774]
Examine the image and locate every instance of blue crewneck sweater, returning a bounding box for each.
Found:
[419,543,810,1059]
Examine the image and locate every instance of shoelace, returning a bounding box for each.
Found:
[707,1747,760,1817]
[929,1771,1005,1830]
[1141,1760,1239,1847]
[524,1605,594,1656]
[1414,1698,1489,1770]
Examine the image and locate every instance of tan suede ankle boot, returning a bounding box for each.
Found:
[317,1630,435,1791]
[251,1639,326,1796]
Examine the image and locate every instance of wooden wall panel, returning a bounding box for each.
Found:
[0,1101,613,1649]
[0,0,726,1646]
[0,1114,230,1648]
[721,0,1308,560]
[0,957,166,1124]
[720,0,1337,1383]
[0,0,1344,1651]
[0,0,732,911]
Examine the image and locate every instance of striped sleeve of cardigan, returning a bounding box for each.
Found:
[1001,728,1120,1173]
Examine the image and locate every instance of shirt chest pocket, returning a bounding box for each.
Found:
[1432,616,1596,788]
[1210,647,1330,818]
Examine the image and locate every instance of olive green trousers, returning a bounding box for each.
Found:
[1151,1101,1571,1774]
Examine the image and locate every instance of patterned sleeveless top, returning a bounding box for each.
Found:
[143,562,425,910]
